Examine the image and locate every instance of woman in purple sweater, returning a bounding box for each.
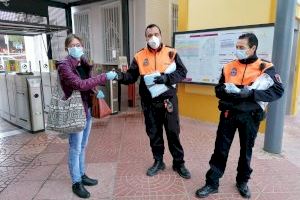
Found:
[57,34,116,199]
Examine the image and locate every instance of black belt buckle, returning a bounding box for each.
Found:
[164,99,173,113]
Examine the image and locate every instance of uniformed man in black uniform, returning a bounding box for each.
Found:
[114,24,191,179]
[195,33,284,198]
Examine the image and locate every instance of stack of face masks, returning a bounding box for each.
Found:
[144,72,168,98]
[224,73,274,110]
[247,73,274,110]
[144,62,176,98]
[224,83,241,93]
[164,62,176,88]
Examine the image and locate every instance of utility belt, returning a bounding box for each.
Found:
[223,109,265,121]
[218,100,262,113]
[151,97,174,113]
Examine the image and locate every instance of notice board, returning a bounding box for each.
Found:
[173,24,274,85]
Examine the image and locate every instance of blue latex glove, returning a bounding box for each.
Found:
[97,90,105,99]
[106,71,117,80]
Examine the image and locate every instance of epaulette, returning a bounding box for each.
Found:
[165,45,174,49]
[226,59,238,64]
[261,59,271,63]
[260,59,272,71]
[259,62,266,71]
[167,45,176,59]
[137,48,145,53]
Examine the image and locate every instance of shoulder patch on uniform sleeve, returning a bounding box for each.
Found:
[274,74,282,83]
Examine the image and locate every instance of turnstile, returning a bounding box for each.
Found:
[99,80,119,114]
[109,80,119,114]
[7,74,17,124]
[100,65,119,114]
[15,74,31,130]
[41,72,51,112]
[27,77,44,132]
[1,74,44,132]
[0,74,10,120]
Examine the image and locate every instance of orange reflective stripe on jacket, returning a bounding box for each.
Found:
[223,59,273,86]
[134,45,176,75]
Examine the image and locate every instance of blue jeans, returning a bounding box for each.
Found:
[68,109,92,184]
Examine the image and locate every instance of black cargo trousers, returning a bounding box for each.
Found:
[141,95,185,166]
[205,110,263,188]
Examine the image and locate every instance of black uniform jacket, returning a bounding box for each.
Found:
[215,55,284,113]
[120,44,187,103]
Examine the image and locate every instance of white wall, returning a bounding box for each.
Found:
[71,0,157,64]
[71,0,176,64]
[48,6,68,61]
[145,0,177,46]
[129,0,146,61]
[71,0,120,64]
[129,0,177,54]
[24,35,49,72]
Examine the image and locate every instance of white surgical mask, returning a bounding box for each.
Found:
[148,36,160,49]
[68,47,84,59]
[235,49,248,60]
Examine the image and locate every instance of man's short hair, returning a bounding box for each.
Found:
[239,33,258,50]
[145,24,161,36]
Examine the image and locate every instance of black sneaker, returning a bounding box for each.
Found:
[82,174,98,186]
[72,182,90,199]
[195,184,218,198]
[236,182,251,198]
[146,160,166,176]
[172,164,191,179]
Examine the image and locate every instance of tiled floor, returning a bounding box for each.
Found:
[0,107,300,200]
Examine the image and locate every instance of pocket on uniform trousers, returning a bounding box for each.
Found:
[252,111,265,121]
[152,102,164,109]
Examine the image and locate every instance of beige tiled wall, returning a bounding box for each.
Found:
[145,0,178,46]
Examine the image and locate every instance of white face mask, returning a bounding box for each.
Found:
[148,36,160,49]
[235,49,248,60]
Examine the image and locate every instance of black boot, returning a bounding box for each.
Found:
[146,160,166,176]
[195,184,218,198]
[72,182,90,199]
[172,164,191,179]
[82,174,98,186]
[236,182,251,198]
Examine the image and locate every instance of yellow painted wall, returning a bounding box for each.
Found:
[291,30,300,115]
[177,84,220,122]
[178,0,188,32]
[186,0,276,30]
[177,0,278,130]
[291,6,300,115]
